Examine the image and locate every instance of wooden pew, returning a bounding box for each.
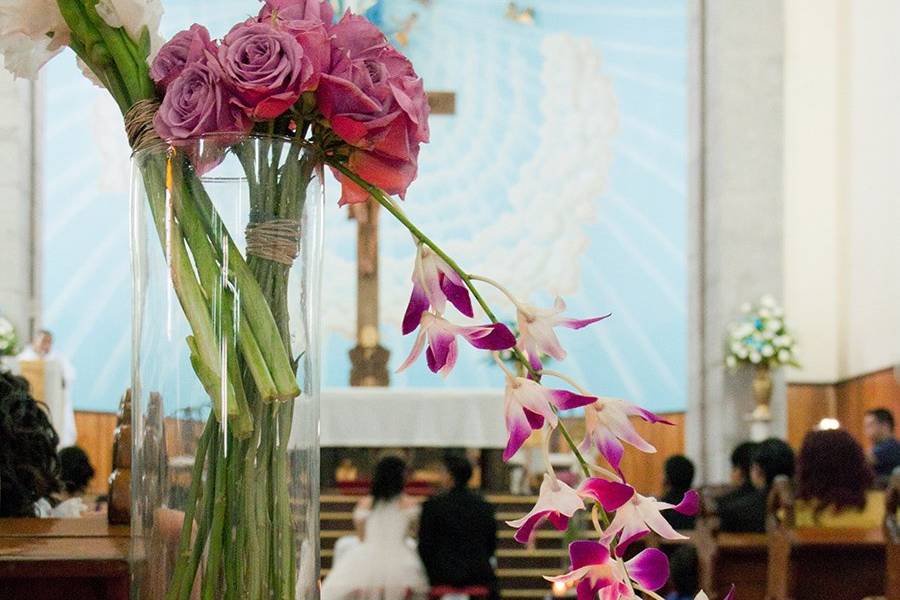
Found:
[0,516,129,600]
[765,476,886,600]
[694,520,768,600]
[886,472,900,600]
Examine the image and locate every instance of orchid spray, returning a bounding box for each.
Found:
[0,1,727,599]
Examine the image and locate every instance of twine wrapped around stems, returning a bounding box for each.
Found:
[124,99,163,153]
[245,219,301,266]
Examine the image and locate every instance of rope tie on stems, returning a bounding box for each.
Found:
[245,219,301,266]
[124,99,163,152]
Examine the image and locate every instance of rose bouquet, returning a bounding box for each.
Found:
[0,1,729,599]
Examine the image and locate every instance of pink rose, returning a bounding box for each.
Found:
[150,24,216,90]
[154,60,252,143]
[258,0,334,29]
[217,20,318,121]
[317,13,430,205]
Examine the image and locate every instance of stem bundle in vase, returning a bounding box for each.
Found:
[2,1,731,599]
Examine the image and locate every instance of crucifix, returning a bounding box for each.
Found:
[347,91,456,386]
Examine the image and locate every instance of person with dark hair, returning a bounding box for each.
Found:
[59,446,95,496]
[321,456,428,600]
[863,408,900,485]
[661,455,696,530]
[665,545,699,600]
[0,369,61,517]
[794,429,884,527]
[715,441,759,530]
[719,438,795,532]
[418,453,498,600]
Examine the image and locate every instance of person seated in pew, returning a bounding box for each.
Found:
[715,441,758,517]
[0,369,62,517]
[665,545,700,600]
[864,408,900,488]
[794,429,885,528]
[661,455,697,531]
[719,438,795,532]
[53,446,96,517]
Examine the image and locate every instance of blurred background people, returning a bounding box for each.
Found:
[863,408,900,486]
[661,455,697,531]
[16,329,77,447]
[794,429,883,528]
[0,370,61,517]
[321,456,428,600]
[419,454,498,600]
[719,438,795,532]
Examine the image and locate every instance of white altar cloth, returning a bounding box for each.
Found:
[319,387,506,448]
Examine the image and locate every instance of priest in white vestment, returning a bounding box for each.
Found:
[16,329,77,447]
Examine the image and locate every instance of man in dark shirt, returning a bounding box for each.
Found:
[864,408,900,486]
[719,439,793,533]
[418,454,498,600]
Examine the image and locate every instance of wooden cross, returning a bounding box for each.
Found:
[347,91,456,386]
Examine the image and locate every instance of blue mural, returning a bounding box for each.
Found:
[42,0,687,413]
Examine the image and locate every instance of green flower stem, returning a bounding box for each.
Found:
[326,159,608,524]
[201,430,229,600]
[275,402,296,600]
[75,0,146,103]
[165,413,214,599]
[184,169,301,400]
[169,427,220,600]
[140,158,237,419]
[170,161,252,436]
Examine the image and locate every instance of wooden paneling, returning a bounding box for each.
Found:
[75,411,118,495]
[561,412,686,495]
[787,367,900,450]
[75,410,688,497]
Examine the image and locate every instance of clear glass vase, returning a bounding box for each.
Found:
[130,134,323,599]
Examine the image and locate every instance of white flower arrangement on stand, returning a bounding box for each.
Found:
[0,316,19,357]
[725,294,799,423]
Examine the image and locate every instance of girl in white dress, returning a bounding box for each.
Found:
[321,457,430,600]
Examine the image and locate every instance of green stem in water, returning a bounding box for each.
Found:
[201,430,229,600]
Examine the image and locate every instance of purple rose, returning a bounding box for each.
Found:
[217,20,317,121]
[150,24,216,91]
[154,60,252,143]
[258,0,334,29]
[316,13,430,205]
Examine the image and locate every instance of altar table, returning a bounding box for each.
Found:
[319,387,506,448]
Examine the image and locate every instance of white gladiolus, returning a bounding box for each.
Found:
[778,349,791,363]
[95,0,162,45]
[758,307,771,319]
[762,344,774,357]
[760,294,776,308]
[725,355,737,369]
[766,318,782,332]
[750,352,761,364]
[730,342,742,355]
[0,0,69,78]
[737,347,749,359]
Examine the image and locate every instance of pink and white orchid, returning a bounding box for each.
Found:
[517,297,609,370]
[507,474,634,543]
[545,541,669,600]
[397,312,515,377]
[602,489,700,556]
[581,398,672,473]
[402,244,473,334]
[503,377,596,460]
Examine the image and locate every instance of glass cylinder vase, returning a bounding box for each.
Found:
[130,134,323,599]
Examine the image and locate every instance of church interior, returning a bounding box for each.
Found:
[0,1,899,600]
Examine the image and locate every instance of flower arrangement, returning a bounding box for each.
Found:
[0,1,729,599]
[725,294,799,370]
[0,316,18,356]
